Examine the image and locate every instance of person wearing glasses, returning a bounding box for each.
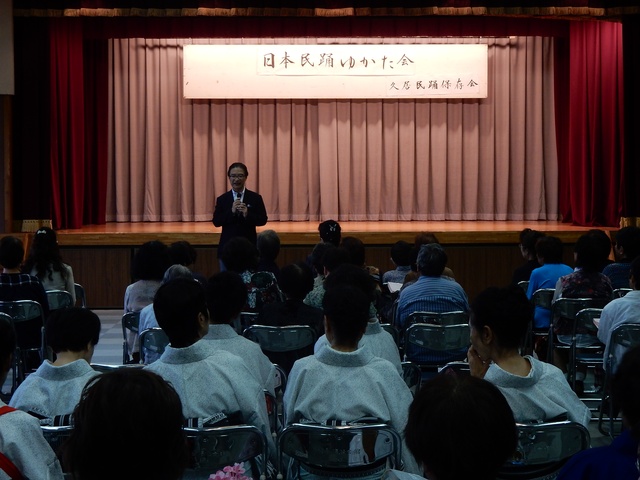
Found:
[212,162,268,270]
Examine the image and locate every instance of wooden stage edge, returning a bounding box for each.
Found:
[54,220,603,247]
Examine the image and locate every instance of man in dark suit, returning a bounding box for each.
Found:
[212,162,268,268]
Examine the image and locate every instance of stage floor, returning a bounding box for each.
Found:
[55,220,600,247]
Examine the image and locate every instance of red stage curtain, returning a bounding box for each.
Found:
[563,21,625,226]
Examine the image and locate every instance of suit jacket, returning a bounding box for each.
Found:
[212,189,268,257]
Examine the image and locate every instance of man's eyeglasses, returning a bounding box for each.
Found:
[229,174,246,179]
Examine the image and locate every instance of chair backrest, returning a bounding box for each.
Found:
[531,288,555,310]
[278,423,402,479]
[573,308,602,337]
[406,310,469,327]
[517,280,530,293]
[41,425,74,466]
[401,361,421,396]
[0,300,47,375]
[183,425,268,480]
[46,290,74,311]
[552,297,609,321]
[138,327,170,364]
[404,323,471,353]
[121,311,140,364]
[612,287,632,299]
[606,323,640,372]
[74,283,87,307]
[496,421,590,480]
[243,325,317,353]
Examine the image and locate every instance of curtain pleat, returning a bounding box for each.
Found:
[107,36,561,223]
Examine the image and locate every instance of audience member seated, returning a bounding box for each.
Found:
[511,228,545,286]
[602,226,640,289]
[284,284,420,475]
[0,235,50,370]
[258,261,324,338]
[138,264,195,364]
[256,229,282,281]
[314,263,402,374]
[467,285,590,427]
[305,241,335,287]
[168,239,207,285]
[22,227,76,304]
[221,236,284,313]
[526,235,573,330]
[62,368,189,480]
[318,219,341,247]
[382,240,413,287]
[597,256,640,374]
[401,375,517,480]
[341,235,381,287]
[586,228,615,272]
[396,243,469,333]
[303,245,351,310]
[557,345,640,480]
[9,307,101,423]
[0,316,65,480]
[204,271,276,395]
[144,278,274,455]
[552,233,613,388]
[123,240,171,363]
[403,232,455,287]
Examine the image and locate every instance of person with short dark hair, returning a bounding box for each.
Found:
[313,263,402,374]
[303,245,350,310]
[10,307,101,422]
[0,316,65,479]
[123,240,171,363]
[256,229,281,280]
[145,278,274,455]
[62,368,189,480]
[382,240,413,286]
[203,271,276,395]
[168,239,207,285]
[511,228,546,286]
[212,162,268,267]
[318,219,341,247]
[404,374,517,480]
[396,243,469,334]
[404,232,455,287]
[602,226,640,289]
[0,235,51,370]
[526,236,573,330]
[467,286,590,427]
[586,228,614,272]
[557,345,640,479]
[284,284,420,475]
[341,235,381,285]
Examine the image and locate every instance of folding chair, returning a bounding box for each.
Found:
[46,290,74,311]
[380,323,400,347]
[612,287,632,299]
[74,283,87,308]
[569,308,605,394]
[403,318,470,380]
[598,323,640,437]
[41,425,74,472]
[526,288,555,356]
[0,312,21,394]
[0,300,47,389]
[183,425,268,480]
[243,324,317,374]
[277,422,402,480]
[273,363,288,426]
[496,421,590,480]
[138,327,170,365]
[517,280,530,293]
[401,361,421,396]
[121,311,140,364]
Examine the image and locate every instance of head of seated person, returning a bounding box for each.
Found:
[416,243,448,277]
[322,246,351,278]
[153,277,209,348]
[574,232,610,273]
[0,235,25,271]
[46,307,101,365]
[62,368,189,480]
[405,374,517,480]
[585,228,613,272]
[168,240,198,268]
[324,263,378,317]
[205,271,248,325]
[279,262,315,301]
[613,226,640,263]
[221,236,259,274]
[131,240,171,282]
[390,240,413,269]
[318,219,341,247]
[256,229,281,263]
[535,235,565,265]
[322,284,369,351]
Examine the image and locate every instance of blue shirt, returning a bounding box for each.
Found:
[527,263,573,329]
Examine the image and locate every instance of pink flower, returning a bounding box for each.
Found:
[209,463,249,480]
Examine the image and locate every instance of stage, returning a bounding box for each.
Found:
[44,220,606,309]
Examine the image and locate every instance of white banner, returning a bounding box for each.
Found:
[183,44,487,99]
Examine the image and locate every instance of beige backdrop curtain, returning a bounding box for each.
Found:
[107,36,558,222]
